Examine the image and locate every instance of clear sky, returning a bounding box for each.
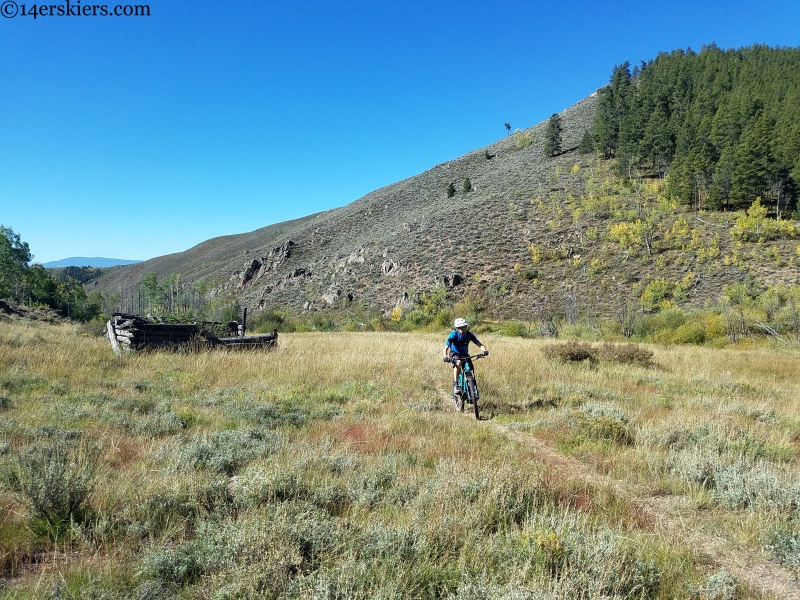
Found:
[1,0,799,263]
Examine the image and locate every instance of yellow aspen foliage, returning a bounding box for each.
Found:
[732,198,798,241]
[608,220,646,250]
[674,272,695,300]
[640,279,674,311]
[667,215,690,246]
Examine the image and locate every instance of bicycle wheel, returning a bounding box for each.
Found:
[453,374,465,412]
[466,375,480,420]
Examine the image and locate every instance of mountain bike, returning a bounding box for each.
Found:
[447,354,486,419]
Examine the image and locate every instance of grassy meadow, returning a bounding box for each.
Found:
[1,319,800,599]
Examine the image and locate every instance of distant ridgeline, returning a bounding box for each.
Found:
[585,44,800,215]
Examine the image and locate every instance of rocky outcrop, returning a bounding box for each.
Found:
[321,286,354,305]
[237,259,262,288]
[255,240,295,280]
[382,260,398,276]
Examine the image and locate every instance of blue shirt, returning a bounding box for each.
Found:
[446,330,482,355]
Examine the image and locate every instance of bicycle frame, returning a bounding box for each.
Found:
[449,354,485,418]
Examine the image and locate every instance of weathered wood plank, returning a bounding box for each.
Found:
[107,320,122,356]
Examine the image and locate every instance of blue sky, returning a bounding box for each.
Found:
[1,0,799,263]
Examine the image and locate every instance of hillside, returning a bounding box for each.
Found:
[92,91,799,327]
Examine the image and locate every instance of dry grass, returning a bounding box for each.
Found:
[2,319,799,598]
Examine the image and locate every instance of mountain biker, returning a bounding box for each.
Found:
[443,318,487,397]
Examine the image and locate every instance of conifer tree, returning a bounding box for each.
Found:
[730,115,774,209]
[578,129,594,154]
[591,45,800,212]
[594,62,632,157]
[543,113,563,157]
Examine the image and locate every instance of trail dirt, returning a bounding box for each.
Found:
[437,386,800,600]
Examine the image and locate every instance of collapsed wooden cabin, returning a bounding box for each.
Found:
[106,312,277,355]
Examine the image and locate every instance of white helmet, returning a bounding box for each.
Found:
[454,317,468,329]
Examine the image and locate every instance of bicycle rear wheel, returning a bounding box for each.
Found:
[466,375,479,420]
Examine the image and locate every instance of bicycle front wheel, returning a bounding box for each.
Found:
[467,375,479,420]
[453,389,464,412]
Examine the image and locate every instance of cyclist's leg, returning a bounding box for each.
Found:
[449,351,460,394]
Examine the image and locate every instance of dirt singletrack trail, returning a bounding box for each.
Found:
[502,426,800,600]
[437,387,800,600]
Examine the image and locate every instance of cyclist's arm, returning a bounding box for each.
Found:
[444,332,457,358]
[470,332,487,355]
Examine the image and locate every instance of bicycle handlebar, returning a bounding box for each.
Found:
[445,354,487,363]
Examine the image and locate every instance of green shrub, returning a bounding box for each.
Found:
[513,130,534,149]
[584,415,634,445]
[434,310,452,328]
[597,342,653,366]
[713,460,800,510]
[522,269,540,280]
[403,308,430,327]
[657,306,688,330]
[687,570,737,600]
[1,373,48,394]
[670,321,706,344]
[578,404,635,445]
[226,401,309,429]
[664,445,800,512]
[250,309,299,333]
[542,341,597,363]
[133,412,186,437]
[112,396,157,415]
[765,528,800,574]
[498,321,528,337]
[139,542,204,588]
[175,429,283,475]
[637,307,699,344]
[640,279,673,311]
[229,463,310,506]
[347,459,398,508]
[15,438,99,540]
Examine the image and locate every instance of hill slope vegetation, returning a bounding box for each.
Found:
[90,46,800,341]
